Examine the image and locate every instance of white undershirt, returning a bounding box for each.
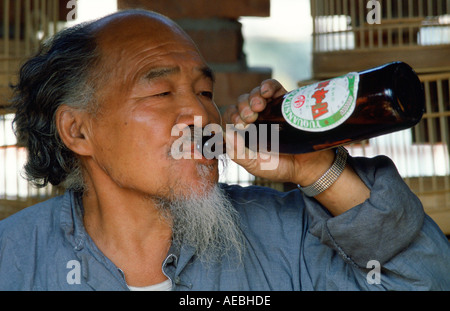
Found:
[127,279,172,291]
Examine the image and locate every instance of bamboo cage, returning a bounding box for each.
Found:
[0,1,66,104]
[312,0,450,51]
[311,0,450,78]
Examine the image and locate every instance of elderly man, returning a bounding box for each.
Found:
[0,9,449,291]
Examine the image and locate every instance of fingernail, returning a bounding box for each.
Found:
[250,98,260,108]
[242,107,254,120]
[261,84,270,95]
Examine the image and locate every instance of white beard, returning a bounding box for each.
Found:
[154,163,244,263]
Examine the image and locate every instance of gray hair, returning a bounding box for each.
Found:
[11,21,100,191]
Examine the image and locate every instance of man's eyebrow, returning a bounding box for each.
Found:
[200,66,215,83]
[143,67,180,81]
[141,66,215,82]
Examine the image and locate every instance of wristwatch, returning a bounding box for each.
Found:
[297,146,348,197]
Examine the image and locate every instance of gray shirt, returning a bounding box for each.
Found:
[0,155,449,290]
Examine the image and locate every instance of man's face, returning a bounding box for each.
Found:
[85,14,221,199]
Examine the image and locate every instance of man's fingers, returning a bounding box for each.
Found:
[260,79,287,99]
[222,79,288,128]
[236,93,257,124]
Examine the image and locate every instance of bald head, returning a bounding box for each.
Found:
[92,10,193,45]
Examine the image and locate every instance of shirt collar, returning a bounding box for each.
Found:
[59,190,129,290]
[60,190,87,251]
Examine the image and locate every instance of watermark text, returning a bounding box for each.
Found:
[366,259,381,285]
[66,0,77,21]
[366,0,381,24]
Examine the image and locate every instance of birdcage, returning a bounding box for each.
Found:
[311,0,450,77]
[1,1,67,96]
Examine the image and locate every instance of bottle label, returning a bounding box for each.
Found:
[281,72,359,132]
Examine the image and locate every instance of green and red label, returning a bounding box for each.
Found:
[282,73,359,132]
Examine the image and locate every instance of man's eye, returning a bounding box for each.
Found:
[200,91,213,99]
[155,91,171,97]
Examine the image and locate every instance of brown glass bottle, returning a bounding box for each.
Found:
[245,61,425,154]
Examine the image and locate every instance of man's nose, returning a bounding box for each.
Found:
[175,93,212,128]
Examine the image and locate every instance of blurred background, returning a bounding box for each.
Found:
[1,0,449,237]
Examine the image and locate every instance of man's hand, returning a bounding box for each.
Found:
[221,79,335,185]
[222,79,371,216]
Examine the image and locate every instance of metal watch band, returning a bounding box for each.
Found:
[297,146,348,197]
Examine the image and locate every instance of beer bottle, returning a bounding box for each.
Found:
[244,61,425,154]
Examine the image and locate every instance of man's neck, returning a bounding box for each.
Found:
[81,178,173,287]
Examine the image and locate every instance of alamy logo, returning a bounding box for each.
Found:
[366,260,381,285]
[366,0,381,24]
[66,0,77,21]
[66,260,81,285]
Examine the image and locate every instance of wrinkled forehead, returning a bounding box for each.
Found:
[85,10,207,104]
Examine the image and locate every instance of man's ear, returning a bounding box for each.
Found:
[56,105,93,156]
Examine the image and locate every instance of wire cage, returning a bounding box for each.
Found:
[311,0,450,51]
[0,0,68,102]
[311,0,450,78]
